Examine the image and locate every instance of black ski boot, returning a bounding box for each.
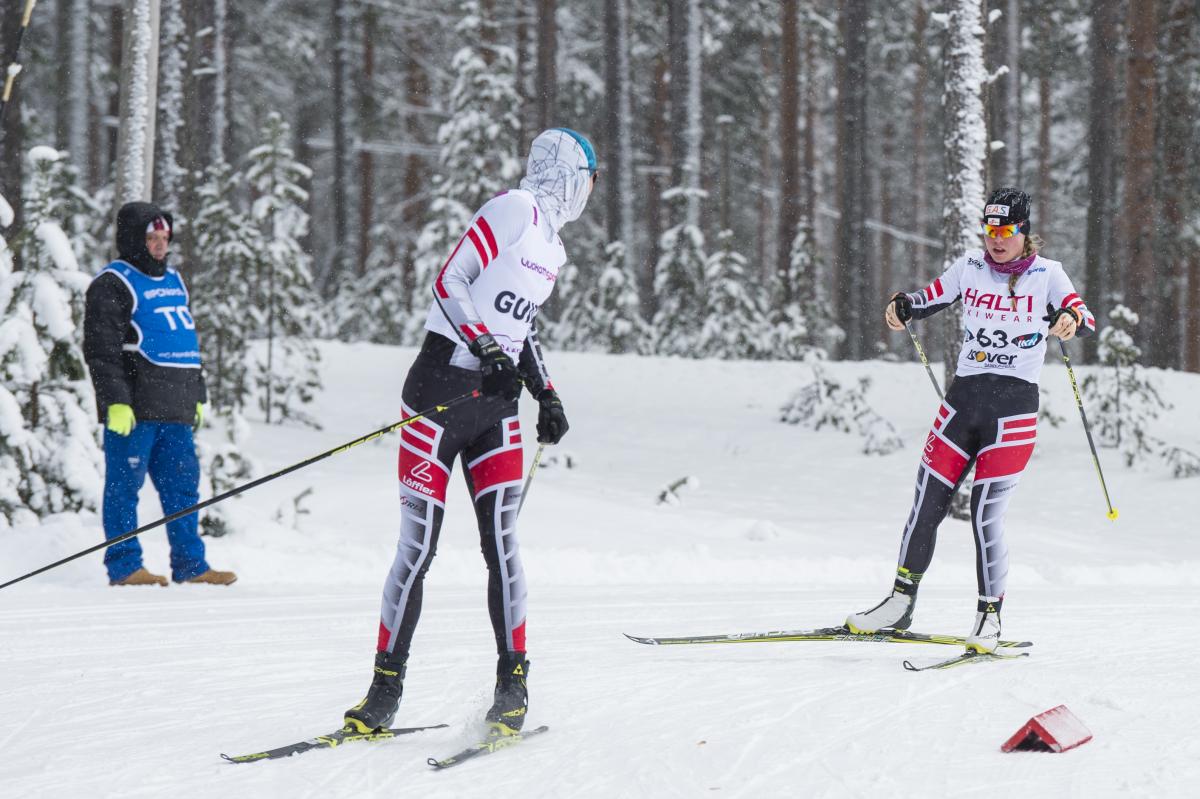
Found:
[343,651,406,733]
[485,652,529,737]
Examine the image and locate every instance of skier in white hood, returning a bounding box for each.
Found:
[344,129,598,739]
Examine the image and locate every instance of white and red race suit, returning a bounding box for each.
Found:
[905,249,1096,385]
[892,251,1095,601]
[376,129,594,661]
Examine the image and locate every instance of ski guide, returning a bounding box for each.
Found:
[342,128,598,745]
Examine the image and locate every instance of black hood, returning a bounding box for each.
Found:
[115,201,173,276]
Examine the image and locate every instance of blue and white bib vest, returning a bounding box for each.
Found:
[98,260,202,369]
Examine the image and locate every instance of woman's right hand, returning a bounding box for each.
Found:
[884,292,912,331]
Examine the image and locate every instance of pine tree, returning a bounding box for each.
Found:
[770,221,833,360]
[192,163,258,413]
[652,189,707,356]
[332,220,410,344]
[190,163,261,536]
[697,230,769,359]
[405,1,522,343]
[0,149,102,527]
[245,112,323,428]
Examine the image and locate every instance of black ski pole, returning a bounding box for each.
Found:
[902,319,944,400]
[0,390,481,592]
[1046,306,1118,521]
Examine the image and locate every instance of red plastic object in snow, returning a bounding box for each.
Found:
[1001,705,1093,753]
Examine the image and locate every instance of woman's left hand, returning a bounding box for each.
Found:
[1046,307,1080,341]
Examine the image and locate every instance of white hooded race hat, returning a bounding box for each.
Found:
[518,128,597,233]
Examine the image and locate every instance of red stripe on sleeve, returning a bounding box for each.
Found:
[924,285,934,301]
[434,235,469,299]
[466,227,490,268]
[1062,293,1080,307]
[933,278,944,298]
[476,216,500,259]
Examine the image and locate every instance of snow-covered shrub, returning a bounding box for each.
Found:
[1079,305,1199,477]
[1081,305,1167,467]
[779,362,904,455]
[657,475,700,506]
[0,150,103,526]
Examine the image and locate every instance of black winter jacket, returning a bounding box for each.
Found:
[83,202,207,425]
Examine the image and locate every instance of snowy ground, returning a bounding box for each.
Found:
[3,343,1199,797]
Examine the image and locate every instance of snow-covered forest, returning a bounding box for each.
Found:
[2,0,1198,373]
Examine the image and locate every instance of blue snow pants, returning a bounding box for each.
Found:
[102,422,210,583]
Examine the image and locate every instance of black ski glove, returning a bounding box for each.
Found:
[1042,303,1081,327]
[471,334,521,401]
[890,292,913,323]
[535,389,569,445]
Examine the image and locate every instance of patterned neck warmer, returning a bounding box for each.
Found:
[985,250,1037,275]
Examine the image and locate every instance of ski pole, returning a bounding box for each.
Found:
[902,320,944,400]
[516,443,546,516]
[1052,336,1118,521]
[0,390,481,592]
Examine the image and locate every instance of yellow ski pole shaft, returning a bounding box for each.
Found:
[517,443,546,517]
[1055,338,1118,520]
[0,390,481,592]
[903,319,944,400]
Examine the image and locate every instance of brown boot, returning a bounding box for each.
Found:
[184,569,238,586]
[111,567,168,587]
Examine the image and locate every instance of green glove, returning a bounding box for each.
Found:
[194,402,205,431]
[106,404,135,436]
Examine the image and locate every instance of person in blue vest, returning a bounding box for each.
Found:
[83,201,236,587]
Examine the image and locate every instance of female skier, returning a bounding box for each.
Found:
[846,188,1095,652]
[343,129,597,735]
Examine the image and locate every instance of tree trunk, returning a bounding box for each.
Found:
[835,0,869,359]
[330,0,350,286]
[402,27,429,312]
[986,0,1021,186]
[1120,0,1157,343]
[156,0,186,214]
[802,16,817,236]
[777,0,800,306]
[603,0,634,275]
[358,5,376,278]
[115,0,161,206]
[910,0,929,276]
[1083,0,1121,362]
[1036,71,1052,236]
[642,53,669,321]
[940,0,988,384]
[536,0,556,131]
[1154,0,1196,368]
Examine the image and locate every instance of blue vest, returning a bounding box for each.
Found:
[99,261,202,369]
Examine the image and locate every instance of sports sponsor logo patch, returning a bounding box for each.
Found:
[968,349,1017,366]
[985,204,1011,217]
[968,257,985,269]
[1013,332,1044,349]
